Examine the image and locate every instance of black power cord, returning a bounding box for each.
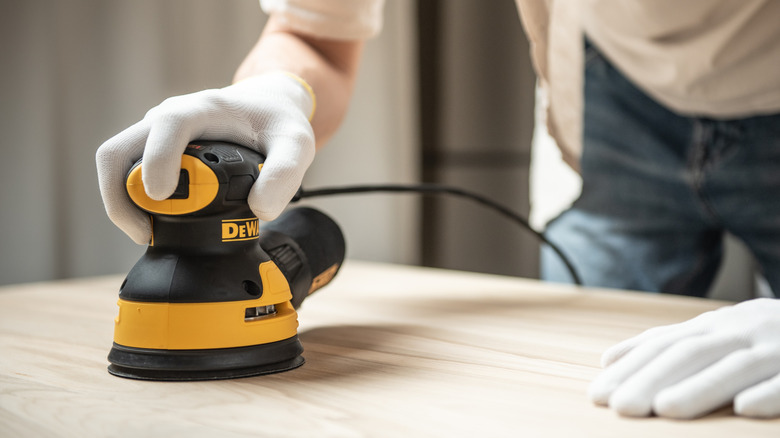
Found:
[294,183,583,286]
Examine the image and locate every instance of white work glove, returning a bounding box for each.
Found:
[588,298,780,419]
[96,71,316,244]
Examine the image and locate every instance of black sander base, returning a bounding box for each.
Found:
[107,336,305,381]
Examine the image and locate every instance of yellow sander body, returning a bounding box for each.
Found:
[107,141,345,381]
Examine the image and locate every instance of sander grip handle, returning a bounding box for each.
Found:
[259,207,346,308]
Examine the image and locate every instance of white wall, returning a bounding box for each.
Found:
[299,0,421,265]
[420,0,538,278]
[0,0,419,285]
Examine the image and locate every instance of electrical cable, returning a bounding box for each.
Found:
[295,183,582,286]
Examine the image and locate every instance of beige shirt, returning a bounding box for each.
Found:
[583,0,780,119]
[263,0,780,167]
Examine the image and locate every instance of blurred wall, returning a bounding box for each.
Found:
[2,0,746,298]
[0,0,576,288]
[299,0,421,266]
[418,0,538,278]
[0,0,420,285]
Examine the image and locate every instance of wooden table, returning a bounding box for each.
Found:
[1,261,777,437]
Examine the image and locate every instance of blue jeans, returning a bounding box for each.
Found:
[541,41,780,297]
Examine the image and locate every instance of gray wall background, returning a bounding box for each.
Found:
[418,0,537,278]
[0,0,755,301]
[0,0,421,285]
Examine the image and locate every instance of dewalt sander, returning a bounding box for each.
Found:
[106,140,584,381]
[107,140,345,381]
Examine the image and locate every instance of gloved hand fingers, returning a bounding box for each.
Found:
[95,119,153,244]
[140,91,226,200]
[588,326,700,406]
[607,334,747,417]
[98,72,314,240]
[734,357,780,418]
[653,346,780,419]
[599,323,681,368]
[138,81,305,201]
[248,133,315,221]
[599,306,725,368]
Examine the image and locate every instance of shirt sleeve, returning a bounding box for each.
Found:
[260,0,385,40]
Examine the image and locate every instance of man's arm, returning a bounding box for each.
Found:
[235,15,365,148]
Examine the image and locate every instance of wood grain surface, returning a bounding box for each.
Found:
[1,261,777,437]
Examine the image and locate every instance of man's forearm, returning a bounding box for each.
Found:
[235,15,365,148]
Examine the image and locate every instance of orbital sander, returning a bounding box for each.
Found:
[107,141,345,381]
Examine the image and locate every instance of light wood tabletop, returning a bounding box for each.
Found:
[1,261,777,437]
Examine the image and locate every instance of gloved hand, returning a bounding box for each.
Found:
[96,71,316,244]
[589,298,780,419]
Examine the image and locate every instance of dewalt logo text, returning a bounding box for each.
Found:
[222,218,259,242]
